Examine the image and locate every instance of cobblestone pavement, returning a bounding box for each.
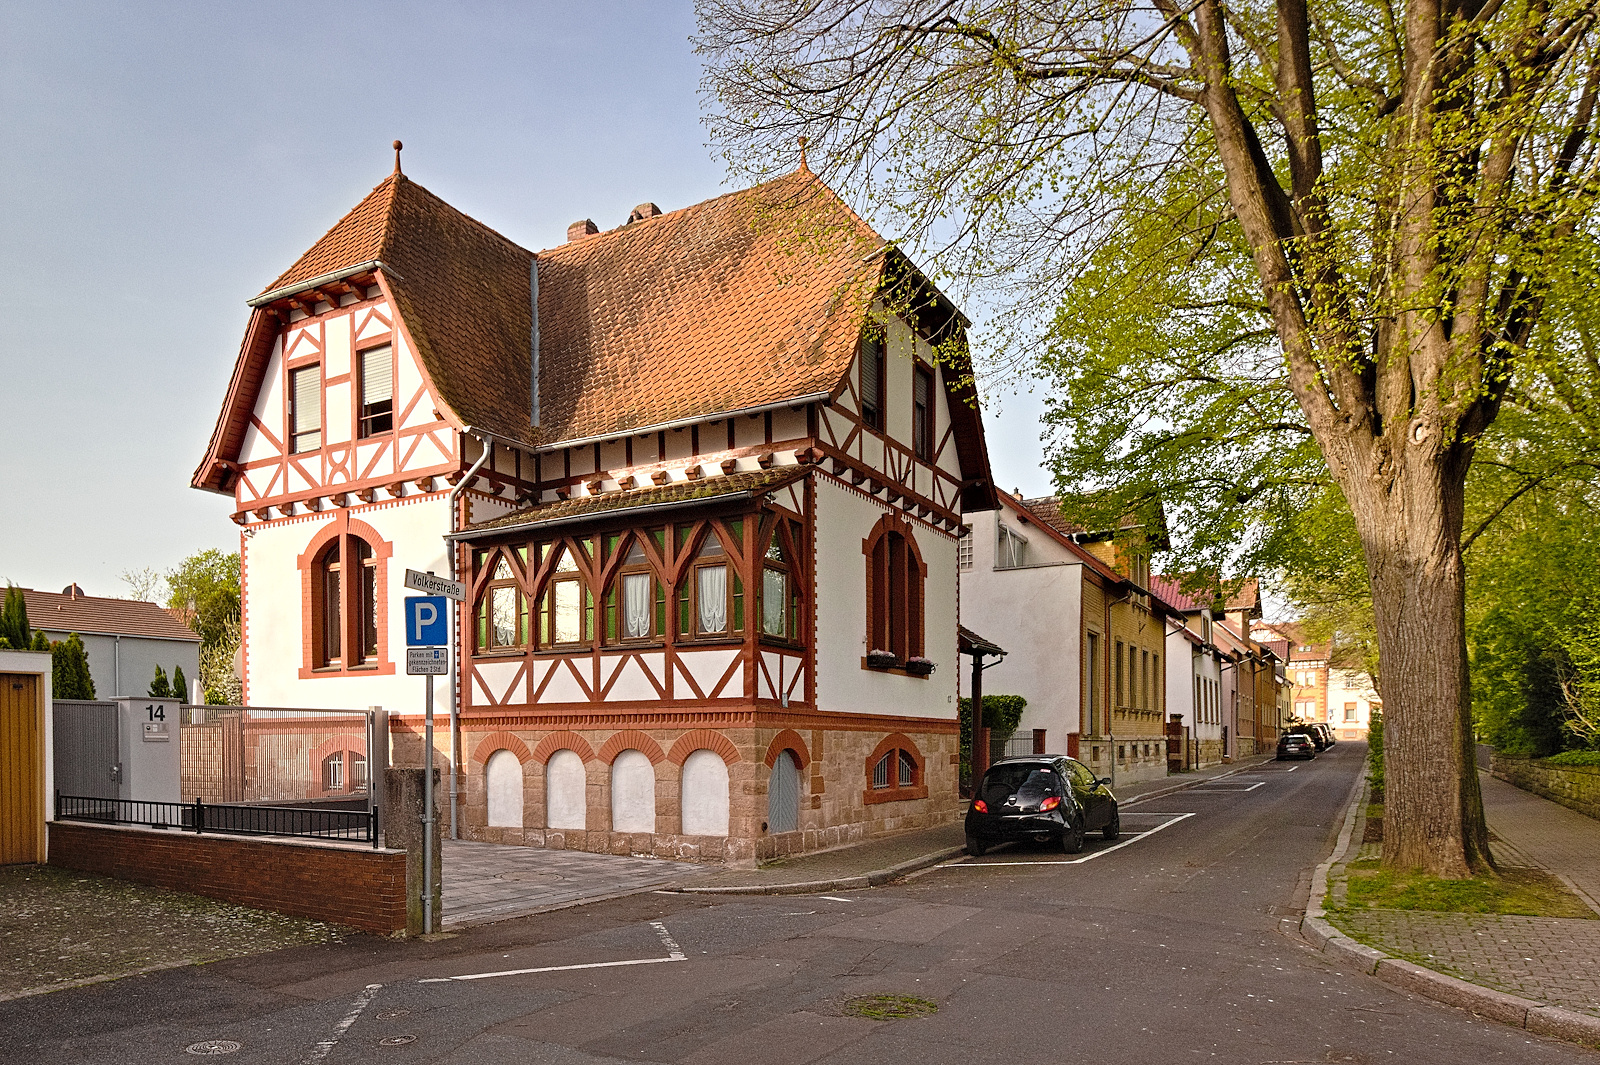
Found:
[1334,909,1600,1018]
[441,840,708,927]
[1482,770,1600,913]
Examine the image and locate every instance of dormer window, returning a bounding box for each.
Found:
[358,344,393,437]
[860,333,884,430]
[290,365,321,453]
[996,524,1028,569]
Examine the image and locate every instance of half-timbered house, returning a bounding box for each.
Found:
[194,157,997,862]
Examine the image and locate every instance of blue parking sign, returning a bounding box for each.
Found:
[405,596,448,647]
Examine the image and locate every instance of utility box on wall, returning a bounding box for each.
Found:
[114,697,182,803]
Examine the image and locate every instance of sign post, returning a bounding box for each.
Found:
[406,569,467,843]
[405,592,449,933]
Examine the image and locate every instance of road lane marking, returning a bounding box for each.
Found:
[420,921,687,984]
[301,983,381,1064]
[419,956,685,983]
[1189,781,1265,792]
[942,812,1196,868]
[818,896,855,902]
[1287,765,1299,772]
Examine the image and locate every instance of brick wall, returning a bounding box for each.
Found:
[48,821,408,934]
[1491,755,1600,822]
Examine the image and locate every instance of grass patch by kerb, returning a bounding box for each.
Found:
[1341,860,1597,919]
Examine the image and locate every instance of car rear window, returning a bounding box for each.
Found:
[978,764,1061,808]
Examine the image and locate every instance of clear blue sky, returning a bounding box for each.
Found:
[0,0,1054,599]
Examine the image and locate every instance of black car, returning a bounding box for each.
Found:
[965,756,1119,856]
[1277,731,1317,760]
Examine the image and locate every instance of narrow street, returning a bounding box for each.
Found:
[3,744,1590,1064]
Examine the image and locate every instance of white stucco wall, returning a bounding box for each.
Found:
[610,749,656,833]
[1327,668,1379,736]
[1165,626,1223,745]
[486,749,523,827]
[811,477,959,720]
[957,508,1084,750]
[547,749,586,829]
[680,749,730,836]
[241,493,452,711]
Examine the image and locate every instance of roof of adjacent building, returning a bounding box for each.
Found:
[197,167,995,509]
[19,588,201,642]
[1150,573,1262,616]
[455,466,808,540]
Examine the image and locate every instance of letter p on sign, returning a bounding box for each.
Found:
[405,596,448,646]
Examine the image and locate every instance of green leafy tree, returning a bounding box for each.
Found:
[148,664,172,699]
[29,630,49,652]
[51,634,95,699]
[200,612,242,706]
[171,665,188,703]
[165,550,240,650]
[699,0,1600,877]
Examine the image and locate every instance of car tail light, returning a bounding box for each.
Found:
[1040,796,1061,811]
[973,799,988,813]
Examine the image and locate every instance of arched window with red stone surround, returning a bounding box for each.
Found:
[862,514,926,666]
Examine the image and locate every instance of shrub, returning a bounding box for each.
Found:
[1367,710,1385,789]
[1543,749,1600,767]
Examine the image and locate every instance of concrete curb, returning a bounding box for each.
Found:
[1298,765,1600,1049]
[675,756,1276,897]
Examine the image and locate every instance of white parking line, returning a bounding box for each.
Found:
[420,922,687,983]
[1190,781,1265,792]
[940,812,1196,868]
[818,896,855,902]
[302,983,381,1064]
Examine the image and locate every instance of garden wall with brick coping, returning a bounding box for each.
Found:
[1490,754,1600,822]
[47,821,409,934]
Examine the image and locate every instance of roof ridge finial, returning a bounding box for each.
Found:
[797,135,809,173]
[392,139,403,176]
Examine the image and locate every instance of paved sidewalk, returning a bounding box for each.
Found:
[441,840,707,928]
[679,754,1276,893]
[1323,769,1600,1030]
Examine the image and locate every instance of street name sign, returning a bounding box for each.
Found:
[407,647,448,675]
[404,569,466,602]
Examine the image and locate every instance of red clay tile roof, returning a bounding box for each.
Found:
[456,467,807,538]
[20,588,200,642]
[532,170,883,444]
[1150,574,1210,613]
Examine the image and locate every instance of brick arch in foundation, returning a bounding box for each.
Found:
[763,728,811,770]
[667,729,742,767]
[530,731,597,764]
[471,731,533,766]
[596,729,666,766]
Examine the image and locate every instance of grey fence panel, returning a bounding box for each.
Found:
[53,700,120,799]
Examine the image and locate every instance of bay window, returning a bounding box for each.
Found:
[604,537,666,644]
[475,555,526,652]
[677,528,743,640]
[759,519,803,643]
[537,546,594,648]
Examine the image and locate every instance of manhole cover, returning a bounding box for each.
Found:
[843,994,938,1020]
[185,1040,242,1056]
[496,870,565,882]
[379,1035,417,1046]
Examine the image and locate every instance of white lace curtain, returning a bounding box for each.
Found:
[698,565,727,633]
[622,573,651,639]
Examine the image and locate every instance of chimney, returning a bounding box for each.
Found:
[567,219,598,242]
[627,202,662,224]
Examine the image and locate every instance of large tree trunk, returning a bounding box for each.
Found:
[1349,452,1492,878]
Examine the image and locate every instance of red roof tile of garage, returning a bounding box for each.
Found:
[20,588,200,642]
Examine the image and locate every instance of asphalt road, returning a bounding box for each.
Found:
[4,743,1594,1064]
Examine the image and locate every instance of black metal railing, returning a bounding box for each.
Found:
[55,793,378,847]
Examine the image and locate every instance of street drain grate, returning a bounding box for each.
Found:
[844,994,938,1020]
[379,1035,417,1046]
[185,1040,242,1056]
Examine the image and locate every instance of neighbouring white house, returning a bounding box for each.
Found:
[20,586,200,699]
[1149,576,1227,769]
[958,490,1175,786]
[1327,668,1380,741]
[191,155,998,862]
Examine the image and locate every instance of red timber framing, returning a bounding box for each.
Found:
[460,479,815,717]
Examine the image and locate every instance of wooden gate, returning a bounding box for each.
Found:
[1,673,43,864]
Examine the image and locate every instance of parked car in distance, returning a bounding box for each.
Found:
[1277,732,1317,760]
[966,756,1119,857]
[1314,723,1336,748]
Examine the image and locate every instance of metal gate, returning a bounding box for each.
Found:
[767,750,799,833]
[53,700,120,799]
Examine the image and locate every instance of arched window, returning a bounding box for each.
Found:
[536,545,594,648]
[680,749,730,837]
[546,749,587,830]
[610,749,656,833]
[864,517,925,663]
[322,751,345,792]
[475,555,527,652]
[759,519,804,644]
[604,536,665,644]
[863,735,926,805]
[767,749,800,834]
[313,534,378,668]
[485,749,524,828]
[676,526,743,641]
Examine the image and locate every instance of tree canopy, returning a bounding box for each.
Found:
[698,0,1600,876]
